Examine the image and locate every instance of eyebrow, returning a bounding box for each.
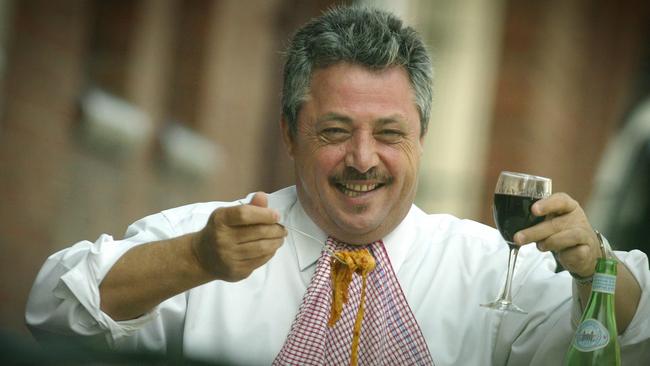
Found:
[316,113,406,126]
[376,115,406,126]
[316,112,353,124]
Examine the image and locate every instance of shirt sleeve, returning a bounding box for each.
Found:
[25,211,188,349]
[611,250,650,360]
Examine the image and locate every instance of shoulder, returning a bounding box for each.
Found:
[408,206,503,250]
[124,201,227,237]
[407,206,552,269]
[401,206,553,281]
[160,186,297,215]
[152,187,298,235]
[266,186,298,211]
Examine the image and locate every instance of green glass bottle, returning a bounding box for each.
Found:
[565,258,621,366]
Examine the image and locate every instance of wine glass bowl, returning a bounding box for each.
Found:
[481,171,552,314]
[493,173,552,246]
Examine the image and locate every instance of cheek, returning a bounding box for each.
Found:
[311,146,346,174]
[405,141,423,170]
[383,143,421,175]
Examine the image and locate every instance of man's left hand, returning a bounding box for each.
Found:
[514,192,600,277]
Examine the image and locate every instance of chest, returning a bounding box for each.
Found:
[180,244,505,365]
[181,258,306,363]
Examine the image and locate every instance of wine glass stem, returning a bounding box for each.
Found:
[500,246,520,303]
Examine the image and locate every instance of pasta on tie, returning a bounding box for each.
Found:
[328,249,377,366]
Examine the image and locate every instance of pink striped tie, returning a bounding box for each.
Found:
[273,237,434,365]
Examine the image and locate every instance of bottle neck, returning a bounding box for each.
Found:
[592,272,616,294]
[592,258,617,294]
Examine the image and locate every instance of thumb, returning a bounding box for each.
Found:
[249,191,269,208]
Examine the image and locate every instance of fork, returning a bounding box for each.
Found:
[236,200,347,264]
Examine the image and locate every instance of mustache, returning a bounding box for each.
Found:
[329,167,393,184]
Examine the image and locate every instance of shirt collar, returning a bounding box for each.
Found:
[285,198,327,271]
[286,192,418,274]
[382,207,419,274]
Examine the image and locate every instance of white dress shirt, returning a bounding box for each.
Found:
[26,186,650,365]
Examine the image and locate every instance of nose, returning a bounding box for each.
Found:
[344,132,379,173]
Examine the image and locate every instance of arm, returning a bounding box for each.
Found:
[571,254,640,333]
[100,192,287,320]
[514,192,641,333]
[98,233,209,321]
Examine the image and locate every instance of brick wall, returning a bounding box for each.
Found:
[0,0,336,338]
[0,0,91,335]
[481,0,650,224]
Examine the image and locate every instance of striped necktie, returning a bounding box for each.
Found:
[273,237,434,365]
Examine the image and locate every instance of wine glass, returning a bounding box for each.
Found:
[481,171,552,314]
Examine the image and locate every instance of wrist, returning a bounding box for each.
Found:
[182,232,217,283]
[570,271,593,286]
[569,230,613,286]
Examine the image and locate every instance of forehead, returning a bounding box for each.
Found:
[303,63,420,127]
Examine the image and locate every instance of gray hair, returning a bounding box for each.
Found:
[282,5,433,136]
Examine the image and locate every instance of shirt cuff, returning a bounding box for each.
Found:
[58,234,159,344]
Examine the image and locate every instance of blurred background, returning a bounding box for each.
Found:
[0,0,649,342]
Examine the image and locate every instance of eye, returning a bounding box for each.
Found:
[376,129,405,143]
[319,127,350,142]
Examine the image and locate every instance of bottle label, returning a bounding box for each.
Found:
[574,319,610,352]
[592,273,616,294]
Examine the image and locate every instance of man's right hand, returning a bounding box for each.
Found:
[191,192,287,282]
[100,192,287,320]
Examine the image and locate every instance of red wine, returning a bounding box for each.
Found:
[493,193,544,246]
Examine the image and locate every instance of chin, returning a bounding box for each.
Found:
[332,221,386,245]
[333,233,379,246]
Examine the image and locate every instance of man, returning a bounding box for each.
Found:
[26,6,649,365]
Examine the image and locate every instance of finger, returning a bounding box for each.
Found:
[230,237,284,260]
[232,223,288,245]
[514,217,554,245]
[531,192,578,217]
[534,227,592,252]
[249,191,268,208]
[516,207,592,248]
[515,206,584,245]
[217,204,280,226]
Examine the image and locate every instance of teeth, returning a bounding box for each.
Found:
[341,183,378,196]
[344,183,377,192]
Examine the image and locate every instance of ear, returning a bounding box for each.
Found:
[419,129,426,153]
[417,123,427,155]
[280,117,295,159]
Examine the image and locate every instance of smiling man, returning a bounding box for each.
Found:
[285,62,424,245]
[26,5,649,366]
